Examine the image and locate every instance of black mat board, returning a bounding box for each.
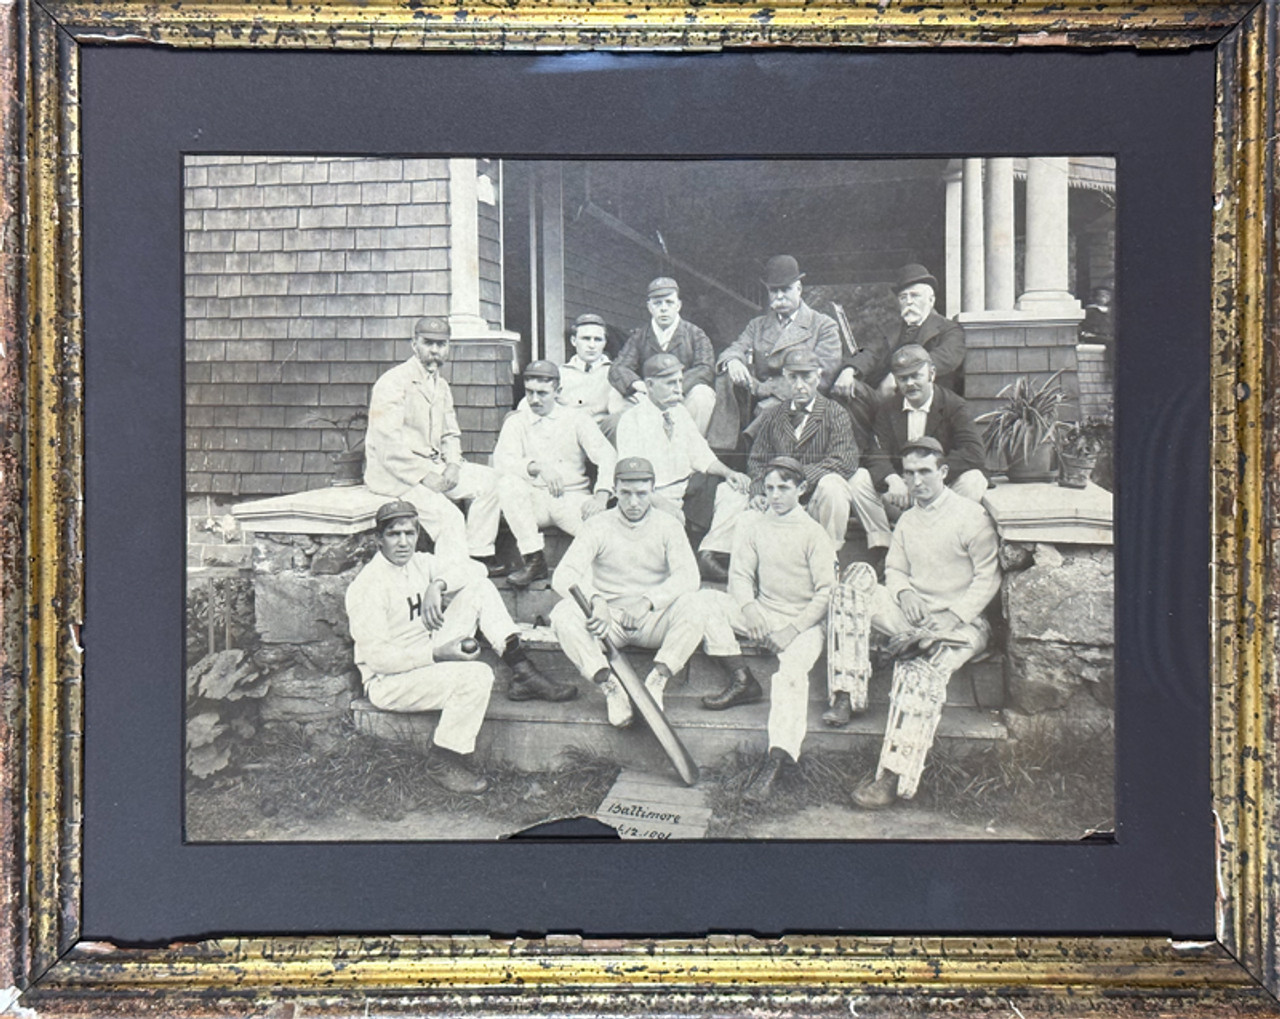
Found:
[81,45,1213,942]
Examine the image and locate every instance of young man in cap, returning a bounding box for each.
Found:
[833,263,965,445]
[557,312,627,435]
[848,344,989,558]
[549,458,755,727]
[344,501,576,793]
[609,277,718,435]
[363,317,545,578]
[614,353,752,538]
[717,255,843,426]
[493,360,617,587]
[698,457,838,802]
[697,346,864,580]
[848,438,1000,809]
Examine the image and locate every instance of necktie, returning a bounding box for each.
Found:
[790,408,808,428]
[662,410,675,440]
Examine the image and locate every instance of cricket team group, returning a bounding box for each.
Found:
[344,255,1001,811]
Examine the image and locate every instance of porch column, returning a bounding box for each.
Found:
[1017,156,1081,315]
[961,158,985,313]
[447,158,490,337]
[539,163,566,364]
[944,166,962,318]
[983,157,1016,311]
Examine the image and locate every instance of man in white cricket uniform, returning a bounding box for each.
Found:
[614,352,752,560]
[346,502,576,789]
[557,312,627,436]
[549,457,744,729]
[362,316,544,578]
[850,437,1001,809]
[698,457,838,802]
[492,359,617,588]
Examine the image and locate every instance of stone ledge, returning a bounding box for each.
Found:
[982,480,1112,545]
[232,484,388,535]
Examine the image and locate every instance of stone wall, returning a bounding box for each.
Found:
[962,319,1082,428]
[998,541,1114,740]
[1076,343,1113,421]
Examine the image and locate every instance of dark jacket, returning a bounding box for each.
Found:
[609,318,717,396]
[864,384,986,490]
[846,310,966,393]
[717,301,843,401]
[746,394,860,498]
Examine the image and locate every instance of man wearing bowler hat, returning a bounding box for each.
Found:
[344,501,576,793]
[492,360,617,587]
[363,317,546,578]
[609,277,719,435]
[833,263,966,443]
[717,255,844,426]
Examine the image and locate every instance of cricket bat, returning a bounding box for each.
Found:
[569,585,700,787]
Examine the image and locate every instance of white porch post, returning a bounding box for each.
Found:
[447,158,490,337]
[944,166,963,318]
[983,157,1016,311]
[1017,156,1082,316]
[961,158,985,313]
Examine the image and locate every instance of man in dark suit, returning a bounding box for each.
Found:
[716,255,843,429]
[850,344,989,553]
[609,277,718,435]
[697,348,862,581]
[833,263,966,445]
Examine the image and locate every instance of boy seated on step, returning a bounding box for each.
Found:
[344,501,577,794]
[548,456,748,729]
[698,456,838,803]
[848,436,1000,810]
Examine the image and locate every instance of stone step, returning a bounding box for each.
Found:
[351,662,1007,777]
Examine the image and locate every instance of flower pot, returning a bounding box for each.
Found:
[330,450,364,487]
[1057,451,1098,489]
[1005,441,1056,482]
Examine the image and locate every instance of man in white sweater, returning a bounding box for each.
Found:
[345,501,577,793]
[851,437,1001,809]
[698,456,838,802]
[549,457,751,729]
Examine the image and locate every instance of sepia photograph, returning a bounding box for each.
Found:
[183,155,1116,843]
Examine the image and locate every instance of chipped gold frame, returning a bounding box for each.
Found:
[3,1,1277,1013]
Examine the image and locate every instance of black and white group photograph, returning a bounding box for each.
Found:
[183,155,1116,843]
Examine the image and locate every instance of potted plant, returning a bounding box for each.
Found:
[308,410,368,487]
[1054,416,1111,489]
[974,371,1066,482]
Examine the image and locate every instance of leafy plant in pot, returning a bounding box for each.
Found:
[1054,416,1110,489]
[308,410,368,487]
[974,371,1066,482]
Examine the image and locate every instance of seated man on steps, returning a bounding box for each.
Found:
[698,347,862,580]
[848,344,989,561]
[699,457,838,803]
[345,502,576,794]
[614,352,752,540]
[557,312,627,437]
[548,457,757,729]
[492,359,617,588]
[363,315,544,579]
[848,437,1000,810]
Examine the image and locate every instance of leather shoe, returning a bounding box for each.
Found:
[822,691,855,727]
[506,658,579,702]
[425,747,488,795]
[480,555,513,578]
[743,747,792,804]
[852,770,900,810]
[697,550,730,583]
[507,550,548,589]
[702,666,762,711]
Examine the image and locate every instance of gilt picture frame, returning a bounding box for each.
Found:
[3,1,1279,1014]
